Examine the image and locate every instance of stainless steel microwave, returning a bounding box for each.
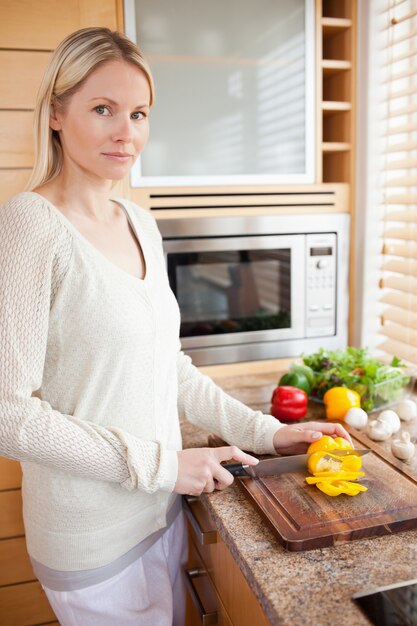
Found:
[158,214,350,366]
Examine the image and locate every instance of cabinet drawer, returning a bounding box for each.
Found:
[0,490,24,538]
[0,457,22,491]
[186,540,232,626]
[0,537,35,586]
[0,581,55,626]
[184,496,270,626]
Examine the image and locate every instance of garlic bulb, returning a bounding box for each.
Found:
[344,407,368,429]
[367,418,392,441]
[378,410,401,434]
[391,432,415,461]
[396,399,417,422]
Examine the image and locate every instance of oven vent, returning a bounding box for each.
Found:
[129,184,348,214]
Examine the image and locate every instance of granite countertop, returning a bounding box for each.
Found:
[180,369,417,626]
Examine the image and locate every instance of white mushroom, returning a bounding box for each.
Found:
[367,418,392,441]
[344,408,368,429]
[391,432,415,461]
[396,399,417,422]
[378,409,401,434]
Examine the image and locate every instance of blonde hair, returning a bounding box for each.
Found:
[27,27,154,191]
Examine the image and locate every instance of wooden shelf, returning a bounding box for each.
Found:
[319,1,356,185]
[322,101,352,113]
[320,0,356,342]
[322,142,351,152]
[322,59,352,75]
[322,17,352,36]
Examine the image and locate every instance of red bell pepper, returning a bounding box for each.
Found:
[270,385,308,422]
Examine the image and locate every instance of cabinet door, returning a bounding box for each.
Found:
[0,581,56,626]
[0,490,24,538]
[0,457,22,490]
[186,540,233,626]
[184,496,271,626]
[0,538,35,586]
[128,0,315,186]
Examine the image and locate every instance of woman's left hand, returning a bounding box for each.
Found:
[272,421,353,456]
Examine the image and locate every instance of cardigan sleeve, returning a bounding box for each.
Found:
[0,194,177,494]
[176,348,284,455]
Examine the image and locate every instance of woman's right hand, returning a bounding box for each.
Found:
[174,446,259,496]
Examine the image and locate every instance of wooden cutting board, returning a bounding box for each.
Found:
[208,431,417,551]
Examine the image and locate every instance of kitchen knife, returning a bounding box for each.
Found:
[223,449,371,478]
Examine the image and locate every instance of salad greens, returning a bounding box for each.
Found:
[301,347,410,411]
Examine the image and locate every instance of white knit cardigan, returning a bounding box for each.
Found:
[0,192,282,571]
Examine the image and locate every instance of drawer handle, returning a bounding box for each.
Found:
[183,496,218,545]
[185,567,218,626]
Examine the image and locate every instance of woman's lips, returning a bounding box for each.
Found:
[102,152,133,162]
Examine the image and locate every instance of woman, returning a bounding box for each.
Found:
[0,27,351,626]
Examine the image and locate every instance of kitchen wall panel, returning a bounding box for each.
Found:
[0,0,119,50]
[0,170,30,204]
[0,51,51,109]
[0,2,124,625]
[0,111,33,167]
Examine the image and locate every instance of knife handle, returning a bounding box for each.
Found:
[223,463,248,477]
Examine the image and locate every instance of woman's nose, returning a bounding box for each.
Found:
[112,115,134,143]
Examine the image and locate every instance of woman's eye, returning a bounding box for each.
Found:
[95,105,110,116]
[131,111,145,120]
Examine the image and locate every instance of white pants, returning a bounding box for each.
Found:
[43,512,188,626]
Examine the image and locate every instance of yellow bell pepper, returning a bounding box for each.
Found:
[323,387,361,421]
[307,435,362,474]
[305,431,367,497]
[307,434,338,454]
[307,451,341,474]
[307,434,353,455]
[333,436,353,450]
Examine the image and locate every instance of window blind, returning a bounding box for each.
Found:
[378,0,417,362]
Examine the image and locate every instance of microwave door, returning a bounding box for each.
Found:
[164,234,306,350]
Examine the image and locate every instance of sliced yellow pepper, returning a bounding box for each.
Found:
[305,434,367,497]
[316,480,368,497]
[317,480,368,497]
[310,470,364,478]
[305,471,364,484]
[337,480,368,496]
[316,481,346,496]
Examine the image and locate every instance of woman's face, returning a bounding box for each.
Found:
[50,60,151,183]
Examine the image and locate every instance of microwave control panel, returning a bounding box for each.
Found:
[305,233,337,337]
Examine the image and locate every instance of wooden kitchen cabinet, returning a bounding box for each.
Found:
[0,464,59,625]
[184,496,271,626]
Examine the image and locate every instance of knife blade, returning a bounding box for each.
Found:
[223,449,371,478]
